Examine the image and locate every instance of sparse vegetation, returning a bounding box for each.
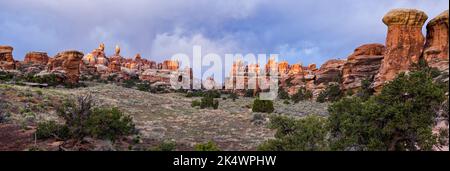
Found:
[194,141,221,151]
[228,92,238,101]
[316,84,342,103]
[200,96,219,109]
[258,115,329,151]
[291,88,313,103]
[56,94,136,141]
[252,98,274,113]
[36,121,70,140]
[329,69,447,151]
[191,100,201,107]
[150,140,177,151]
[278,88,290,100]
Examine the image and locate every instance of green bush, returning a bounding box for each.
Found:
[186,90,221,98]
[200,96,219,109]
[36,121,70,140]
[191,100,201,107]
[228,93,239,101]
[258,115,329,151]
[328,69,446,151]
[149,140,177,151]
[194,141,221,151]
[137,82,151,92]
[244,89,255,97]
[316,84,342,103]
[355,79,374,101]
[252,98,274,113]
[57,94,136,141]
[291,88,313,103]
[0,71,14,81]
[278,88,290,100]
[123,79,140,88]
[86,107,135,141]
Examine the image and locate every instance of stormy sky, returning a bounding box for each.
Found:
[0,0,448,67]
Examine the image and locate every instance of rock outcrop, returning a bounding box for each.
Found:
[314,59,345,85]
[160,60,179,71]
[373,9,428,91]
[47,50,84,84]
[0,46,16,70]
[24,52,49,65]
[342,44,385,91]
[278,61,289,75]
[424,10,449,71]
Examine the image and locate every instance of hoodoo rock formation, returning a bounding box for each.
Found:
[0,46,16,70]
[373,9,428,91]
[47,50,84,84]
[24,52,49,65]
[424,10,449,71]
[342,44,385,92]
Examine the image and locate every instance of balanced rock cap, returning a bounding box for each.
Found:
[0,45,13,53]
[427,10,449,28]
[383,8,428,26]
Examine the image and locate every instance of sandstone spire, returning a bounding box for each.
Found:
[373,9,428,91]
[0,45,16,70]
[423,10,449,71]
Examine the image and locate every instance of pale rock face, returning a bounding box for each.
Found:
[424,10,449,71]
[373,8,428,92]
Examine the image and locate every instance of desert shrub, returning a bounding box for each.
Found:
[291,88,313,103]
[107,74,117,82]
[251,113,266,125]
[191,100,201,107]
[137,82,151,92]
[194,141,221,151]
[186,90,220,98]
[278,88,290,100]
[355,79,374,101]
[0,113,8,123]
[328,69,446,151]
[252,98,274,113]
[86,107,135,141]
[316,84,342,103]
[36,121,70,140]
[155,140,177,151]
[200,96,219,109]
[123,79,140,88]
[283,100,290,105]
[244,89,255,97]
[186,91,203,97]
[0,71,14,81]
[57,94,135,141]
[258,115,329,151]
[228,93,238,101]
